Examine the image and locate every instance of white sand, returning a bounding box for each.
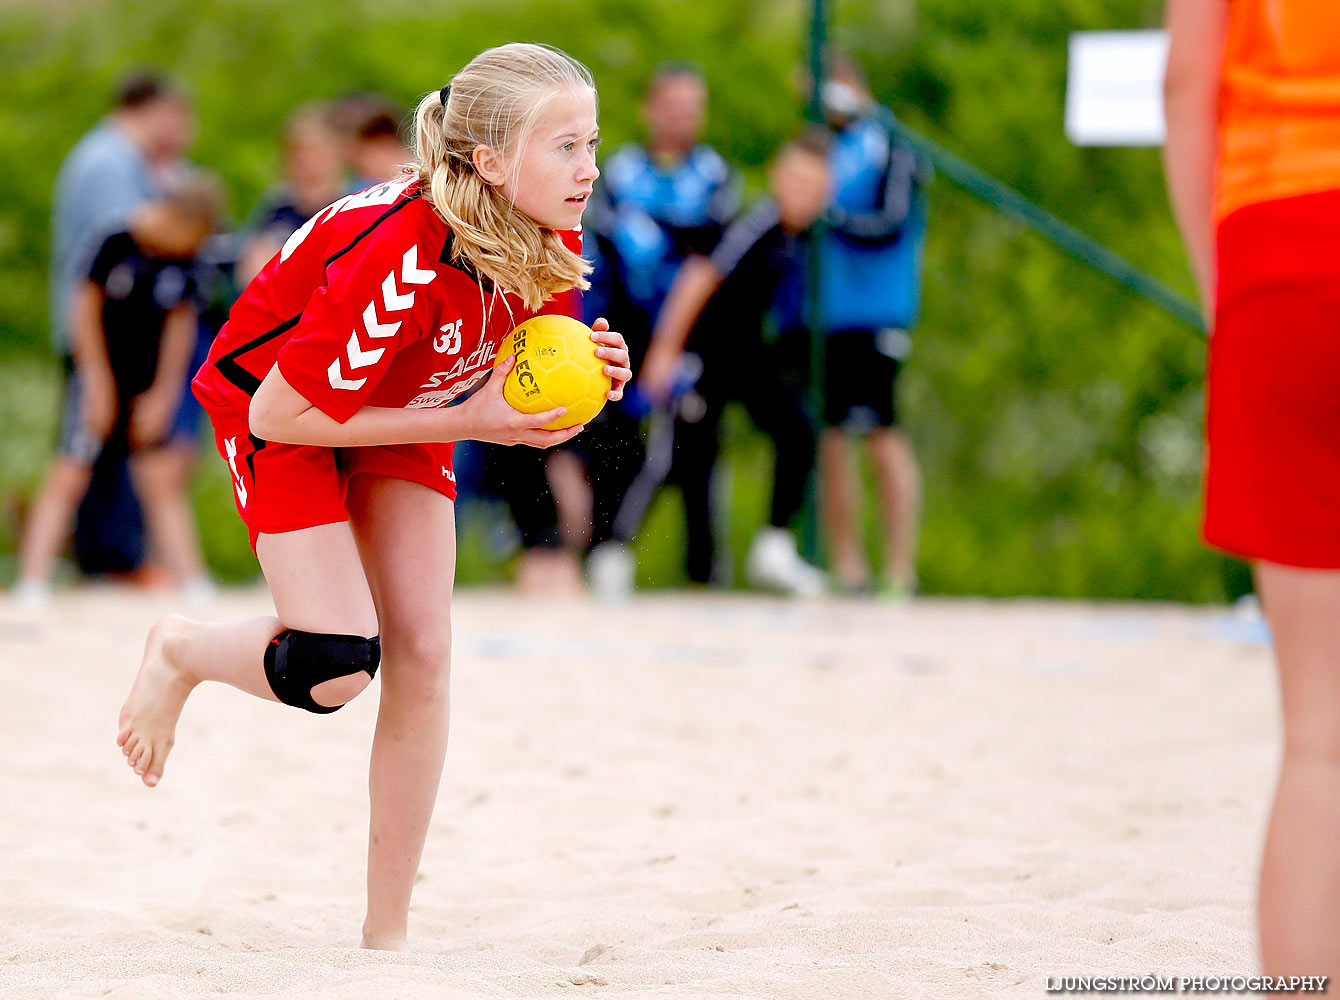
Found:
[0,587,1273,998]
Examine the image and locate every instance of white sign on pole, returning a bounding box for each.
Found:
[1065,30,1169,147]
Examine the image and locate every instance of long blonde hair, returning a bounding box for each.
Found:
[413,43,595,311]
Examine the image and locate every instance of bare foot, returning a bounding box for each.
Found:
[116,615,197,787]
[361,930,410,952]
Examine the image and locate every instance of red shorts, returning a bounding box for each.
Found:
[1205,189,1340,568]
[210,418,457,552]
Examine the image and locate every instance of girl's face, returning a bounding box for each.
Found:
[496,87,600,231]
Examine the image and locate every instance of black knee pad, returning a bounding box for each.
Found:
[264,630,381,714]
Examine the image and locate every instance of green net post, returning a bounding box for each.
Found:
[800,0,828,566]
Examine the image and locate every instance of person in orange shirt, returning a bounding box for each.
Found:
[1165,0,1340,976]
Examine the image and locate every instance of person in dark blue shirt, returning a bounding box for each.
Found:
[335,92,413,191]
[815,55,930,598]
[628,132,833,595]
[236,104,350,288]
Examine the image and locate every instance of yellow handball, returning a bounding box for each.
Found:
[493,314,612,431]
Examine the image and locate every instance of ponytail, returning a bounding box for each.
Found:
[413,43,595,311]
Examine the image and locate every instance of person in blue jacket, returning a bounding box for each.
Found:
[581,62,741,594]
[815,55,930,598]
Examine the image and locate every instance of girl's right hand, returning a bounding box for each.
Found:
[455,355,585,448]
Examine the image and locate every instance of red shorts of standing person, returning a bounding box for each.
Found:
[1205,188,1340,569]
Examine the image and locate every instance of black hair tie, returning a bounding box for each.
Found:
[439,84,451,109]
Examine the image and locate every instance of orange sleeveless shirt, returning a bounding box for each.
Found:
[1216,0,1340,221]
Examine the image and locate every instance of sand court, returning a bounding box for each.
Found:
[0,588,1272,998]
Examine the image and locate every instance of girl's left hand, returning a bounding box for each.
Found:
[590,318,632,401]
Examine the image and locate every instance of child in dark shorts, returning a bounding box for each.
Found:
[15,173,224,605]
[633,132,832,594]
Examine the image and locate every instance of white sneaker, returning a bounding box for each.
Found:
[180,576,217,607]
[1234,593,1262,621]
[746,528,825,597]
[12,578,51,611]
[587,541,635,603]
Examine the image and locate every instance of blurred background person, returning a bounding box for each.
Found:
[477,279,593,596]
[485,61,741,595]
[50,72,194,361]
[235,102,347,287]
[333,92,413,188]
[1164,0,1340,977]
[479,438,590,594]
[579,61,740,595]
[41,71,196,597]
[633,131,831,596]
[815,54,930,598]
[17,175,224,604]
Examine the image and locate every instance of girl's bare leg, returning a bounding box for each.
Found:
[115,521,378,787]
[1256,561,1340,977]
[345,475,456,951]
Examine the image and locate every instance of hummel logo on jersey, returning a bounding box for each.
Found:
[329,245,438,392]
[224,436,248,507]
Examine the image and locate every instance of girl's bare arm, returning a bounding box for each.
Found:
[249,356,581,449]
[1162,0,1231,312]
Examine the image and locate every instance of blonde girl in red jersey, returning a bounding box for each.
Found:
[114,43,629,951]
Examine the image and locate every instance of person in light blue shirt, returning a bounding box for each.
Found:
[26,73,197,598]
[815,55,930,598]
[51,75,192,357]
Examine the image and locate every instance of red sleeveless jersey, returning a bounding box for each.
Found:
[193,176,582,427]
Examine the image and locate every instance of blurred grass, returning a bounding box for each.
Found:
[0,358,62,583]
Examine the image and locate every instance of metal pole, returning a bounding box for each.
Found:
[805,0,828,420]
[806,0,827,125]
[801,0,828,565]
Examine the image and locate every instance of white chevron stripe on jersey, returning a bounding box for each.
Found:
[400,245,436,285]
[224,436,248,507]
[345,331,385,370]
[362,301,401,339]
[382,272,414,312]
[328,359,367,391]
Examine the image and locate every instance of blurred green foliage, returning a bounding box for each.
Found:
[0,0,1249,600]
